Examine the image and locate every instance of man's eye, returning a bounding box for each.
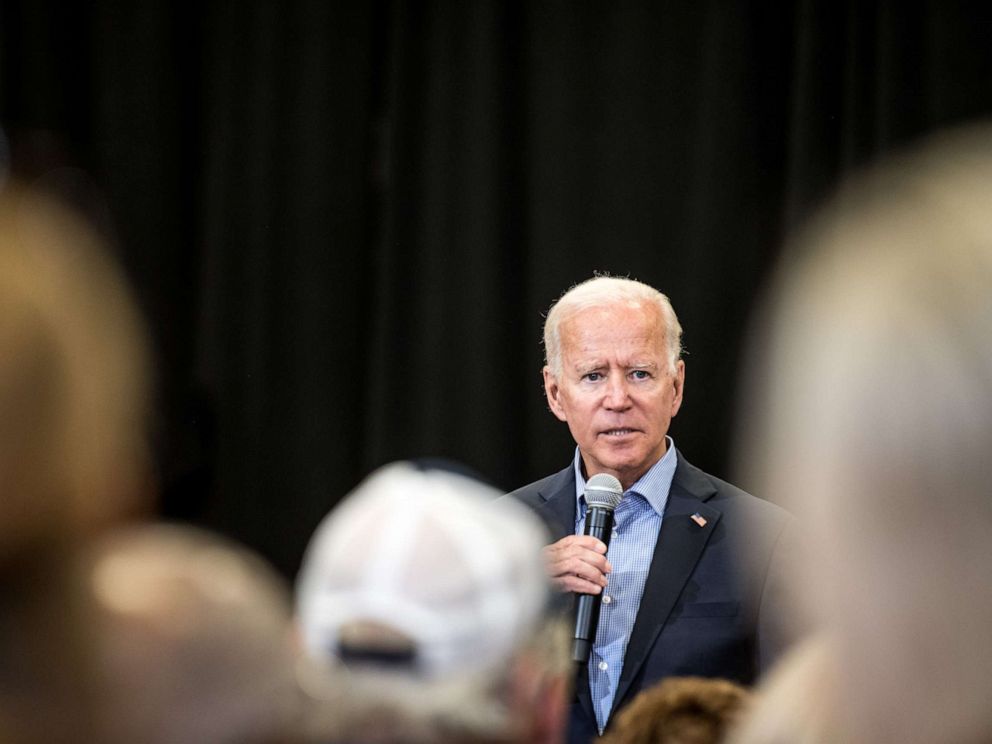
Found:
[583,372,603,382]
[630,370,651,380]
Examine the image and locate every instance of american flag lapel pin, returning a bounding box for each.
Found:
[691,512,708,528]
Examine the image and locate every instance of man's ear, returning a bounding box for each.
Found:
[670,359,686,417]
[543,367,568,422]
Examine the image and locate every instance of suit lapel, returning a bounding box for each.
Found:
[532,466,577,542]
[532,465,601,729]
[610,453,722,719]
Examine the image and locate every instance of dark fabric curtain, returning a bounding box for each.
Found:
[3,0,991,575]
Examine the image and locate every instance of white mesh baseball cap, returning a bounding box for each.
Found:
[296,461,553,681]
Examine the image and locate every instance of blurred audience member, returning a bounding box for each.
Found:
[0,183,153,742]
[85,524,301,744]
[599,676,750,744]
[727,635,838,744]
[737,123,992,743]
[0,184,152,553]
[296,461,571,744]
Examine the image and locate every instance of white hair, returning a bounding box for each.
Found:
[543,275,683,377]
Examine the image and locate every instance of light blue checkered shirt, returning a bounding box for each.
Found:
[573,438,677,733]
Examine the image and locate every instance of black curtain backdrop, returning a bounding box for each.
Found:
[3,1,992,576]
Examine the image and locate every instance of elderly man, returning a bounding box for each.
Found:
[509,276,795,743]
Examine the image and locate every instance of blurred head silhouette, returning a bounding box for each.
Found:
[85,524,300,744]
[296,461,570,744]
[0,182,153,742]
[726,635,839,744]
[739,124,992,743]
[599,676,751,744]
[0,183,152,559]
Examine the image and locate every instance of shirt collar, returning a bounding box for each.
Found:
[573,436,678,517]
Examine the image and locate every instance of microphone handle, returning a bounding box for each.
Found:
[572,506,616,663]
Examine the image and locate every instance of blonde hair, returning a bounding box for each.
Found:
[0,184,154,742]
[0,184,152,556]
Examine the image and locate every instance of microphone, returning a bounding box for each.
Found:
[572,473,624,663]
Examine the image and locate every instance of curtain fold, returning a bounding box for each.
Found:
[2,0,991,574]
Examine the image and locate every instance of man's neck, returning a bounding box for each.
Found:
[579,447,671,492]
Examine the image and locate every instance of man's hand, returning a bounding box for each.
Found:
[542,535,612,594]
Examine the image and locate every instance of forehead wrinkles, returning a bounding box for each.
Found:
[559,305,666,364]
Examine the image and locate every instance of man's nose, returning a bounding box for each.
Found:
[603,373,632,409]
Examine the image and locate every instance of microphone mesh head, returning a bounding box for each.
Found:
[585,473,623,509]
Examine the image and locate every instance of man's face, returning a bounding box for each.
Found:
[544,303,684,490]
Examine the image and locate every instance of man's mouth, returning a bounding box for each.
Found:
[601,428,638,437]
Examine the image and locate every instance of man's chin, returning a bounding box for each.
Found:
[597,439,647,462]
[592,455,647,480]
[586,444,665,482]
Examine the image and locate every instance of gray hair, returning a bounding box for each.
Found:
[740,123,992,744]
[728,634,841,744]
[543,275,683,378]
[87,524,299,744]
[299,614,571,744]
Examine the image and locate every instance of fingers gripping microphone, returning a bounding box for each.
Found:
[572,473,624,663]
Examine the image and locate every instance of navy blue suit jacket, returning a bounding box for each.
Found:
[508,451,796,743]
